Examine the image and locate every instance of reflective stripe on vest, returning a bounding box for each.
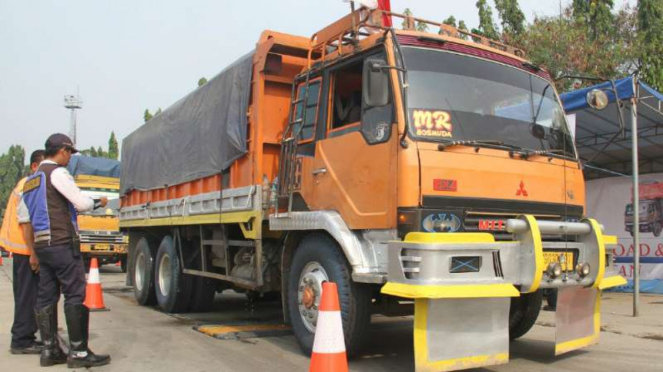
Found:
[0,178,30,255]
[22,172,52,244]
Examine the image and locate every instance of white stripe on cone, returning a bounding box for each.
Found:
[88,267,100,284]
[312,310,346,354]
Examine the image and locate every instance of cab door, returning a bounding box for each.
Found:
[299,52,397,229]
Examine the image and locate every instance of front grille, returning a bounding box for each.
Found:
[464,211,562,240]
[79,231,125,244]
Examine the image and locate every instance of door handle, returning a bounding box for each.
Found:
[312,168,327,176]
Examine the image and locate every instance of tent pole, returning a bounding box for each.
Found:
[631,77,640,317]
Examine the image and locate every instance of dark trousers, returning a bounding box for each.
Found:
[11,254,39,348]
[34,244,86,310]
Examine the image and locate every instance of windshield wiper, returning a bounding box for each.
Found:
[520,148,576,160]
[437,140,506,150]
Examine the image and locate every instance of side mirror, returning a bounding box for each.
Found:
[363,59,389,107]
[586,89,609,111]
[529,123,546,139]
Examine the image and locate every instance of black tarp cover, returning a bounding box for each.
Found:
[120,53,254,195]
[67,155,121,178]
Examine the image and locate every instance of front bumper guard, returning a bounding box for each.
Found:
[381,215,626,372]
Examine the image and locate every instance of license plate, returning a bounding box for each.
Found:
[92,244,111,251]
[543,252,574,271]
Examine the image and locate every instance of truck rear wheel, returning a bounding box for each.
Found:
[154,236,192,313]
[133,238,157,306]
[653,222,662,237]
[288,233,371,357]
[509,290,543,340]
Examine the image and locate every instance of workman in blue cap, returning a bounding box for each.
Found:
[20,133,111,368]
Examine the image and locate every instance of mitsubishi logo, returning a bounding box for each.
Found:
[516,181,529,197]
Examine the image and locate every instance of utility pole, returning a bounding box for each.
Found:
[64,94,83,147]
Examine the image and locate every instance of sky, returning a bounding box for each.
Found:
[0,0,635,159]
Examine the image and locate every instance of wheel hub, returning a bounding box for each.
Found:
[135,251,146,292]
[302,287,315,309]
[297,262,328,333]
[158,254,172,296]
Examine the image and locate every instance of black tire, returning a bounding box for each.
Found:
[120,257,128,273]
[82,256,92,273]
[653,222,662,238]
[154,236,192,313]
[288,233,371,357]
[188,276,216,313]
[133,238,157,306]
[509,290,543,340]
[546,289,558,309]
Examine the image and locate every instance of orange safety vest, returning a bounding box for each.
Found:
[0,178,30,256]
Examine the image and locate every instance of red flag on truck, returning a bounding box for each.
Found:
[378,0,392,27]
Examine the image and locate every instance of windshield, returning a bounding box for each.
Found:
[403,47,575,157]
[80,188,120,216]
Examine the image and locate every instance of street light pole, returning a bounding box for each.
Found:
[631,77,640,317]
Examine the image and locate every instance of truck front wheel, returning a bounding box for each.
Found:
[154,236,192,313]
[653,222,662,237]
[509,290,543,340]
[133,238,157,306]
[288,233,371,357]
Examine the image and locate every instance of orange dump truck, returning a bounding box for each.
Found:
[120,7,625,371]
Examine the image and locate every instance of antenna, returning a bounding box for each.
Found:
[64,93,83,146]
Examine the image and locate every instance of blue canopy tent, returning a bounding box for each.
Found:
[561,76,663,312]
[561,76,663,178]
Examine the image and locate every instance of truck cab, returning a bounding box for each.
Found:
[68,156,128,271]
[625,199,663,237]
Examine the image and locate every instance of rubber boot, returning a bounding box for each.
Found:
[64,304,111,368]
[35,304,67,367]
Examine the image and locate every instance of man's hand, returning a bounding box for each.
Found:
[99,196,108,208]
[29,253,39,273]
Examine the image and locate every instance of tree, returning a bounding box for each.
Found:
[0,145,26,217]
[155,108,162,116]
[475,0,500,40]
[518,4,638,92]
[198,77,208,87]
[573,0,615,39]
[495,0,526,37]
[458,20,469,39]
[108,131,119,160]
[443,15,457,27]
[97,146,105,158]
[402,8,413,29]
[638,0,663,91]
[144,109,153,123]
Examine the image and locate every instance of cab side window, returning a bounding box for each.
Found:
[293,80,321,142]
[330,61,363,137]
[328,54,394,143]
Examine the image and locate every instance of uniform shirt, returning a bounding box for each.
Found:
[18,160,94,223]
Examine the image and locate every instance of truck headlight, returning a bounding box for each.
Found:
[122,235,129,244]
[576,262,590,277]
[422,213,462,233]
[546,263,562,279]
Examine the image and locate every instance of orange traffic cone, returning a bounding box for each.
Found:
[308,282,348,372]
[84,258,109,312]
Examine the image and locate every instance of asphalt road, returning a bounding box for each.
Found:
[1,259,662,372]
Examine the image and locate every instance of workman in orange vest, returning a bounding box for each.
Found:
[0,150,45,354]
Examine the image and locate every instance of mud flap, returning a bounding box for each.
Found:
[554,287,600,355]
[413,297,511,372]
